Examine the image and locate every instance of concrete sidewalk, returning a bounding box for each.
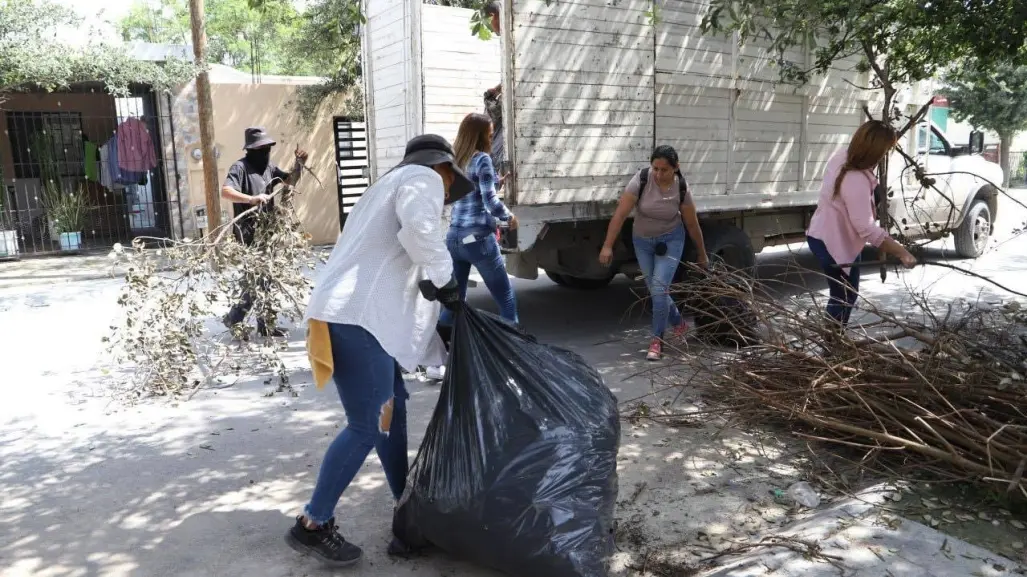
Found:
[0,247,500,290]
[0,253,134,289]
[699,485,1024,577]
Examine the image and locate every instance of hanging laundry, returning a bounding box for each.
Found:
[84,140,98,182]
[106,132,147,186]
[116,117,158,174]
[99,141,113,190]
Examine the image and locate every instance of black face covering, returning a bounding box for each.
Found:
[246,147,271,172]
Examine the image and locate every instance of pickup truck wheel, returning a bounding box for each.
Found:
[954,199,992,259]
[676,223,756,282]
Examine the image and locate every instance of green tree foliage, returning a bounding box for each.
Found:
[119,0,312,77]
[700,0,1027,270]
[701,0,1027,124]
[246,0,480,122]
[0,0,198,100]
[270,0,365,123]
[944,64,1027,186]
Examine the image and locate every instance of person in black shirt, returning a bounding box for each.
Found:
[220,126,309,337]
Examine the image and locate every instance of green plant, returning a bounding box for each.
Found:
[0,158,11,230]
[30,131,62,195]
[48,188,89,234]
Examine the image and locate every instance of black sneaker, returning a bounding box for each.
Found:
[285,516,363,567]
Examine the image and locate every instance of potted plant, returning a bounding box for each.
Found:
[32,131,64,240]
[49,189,88,251]
[0,162,18,258]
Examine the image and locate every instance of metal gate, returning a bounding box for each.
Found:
[333,118,370,229]
[0,86,177,257]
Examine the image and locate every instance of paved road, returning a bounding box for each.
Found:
[2,190,1027,576]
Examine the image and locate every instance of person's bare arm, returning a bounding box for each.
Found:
[222,162,269,205]
[879,237,917,268]
[680,200,708,265]
[599,193,638,266]
[222,185,270,205]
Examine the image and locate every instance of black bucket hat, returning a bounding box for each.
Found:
[400,134,475,203]
[243,127,276,150]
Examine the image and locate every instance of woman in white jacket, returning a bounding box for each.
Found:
[285,134,473,568]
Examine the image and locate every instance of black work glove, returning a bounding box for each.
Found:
[418,278,461,311]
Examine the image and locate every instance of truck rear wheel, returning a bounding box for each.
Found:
[954,199,992,258]
[545,270,613,290]
[545,270,570,286]
[676,223,756,282]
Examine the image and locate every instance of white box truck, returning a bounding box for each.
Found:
[361,0,1003,287]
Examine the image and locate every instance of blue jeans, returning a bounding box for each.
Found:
[634,225,686,338]
[807,236,860,326]
[439,228,518,326]
[303,323,409,524]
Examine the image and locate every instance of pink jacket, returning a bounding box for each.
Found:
[117,117,158,173]
[806,150,891,274]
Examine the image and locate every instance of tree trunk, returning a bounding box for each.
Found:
[877,85,895,228]
[189,0,223,233]
[999,132,1012,188]
[876,85,895,282]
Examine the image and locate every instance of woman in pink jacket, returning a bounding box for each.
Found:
[806,120,917,327]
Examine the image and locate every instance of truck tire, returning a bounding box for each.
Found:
[705,224,757,272]
[677,223,756,282]
[562,275,614,290]
[954,199,992,259]
[545,270,570,286]
[545,270,613,289]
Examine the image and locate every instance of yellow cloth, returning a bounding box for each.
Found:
[306,319,333,390]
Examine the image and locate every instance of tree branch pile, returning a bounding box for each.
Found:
[104,190,323,398]
[664,263,1027,498]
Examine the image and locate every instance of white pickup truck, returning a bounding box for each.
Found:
[360,0,1004,287]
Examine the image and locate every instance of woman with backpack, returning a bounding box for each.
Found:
[599,145,709,361]
[806,120,917,327]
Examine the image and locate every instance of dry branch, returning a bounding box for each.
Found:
[658,262,1027,498]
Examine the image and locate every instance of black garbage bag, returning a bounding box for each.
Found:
[391,305,620,577]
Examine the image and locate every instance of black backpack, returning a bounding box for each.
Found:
[638,167,689,204]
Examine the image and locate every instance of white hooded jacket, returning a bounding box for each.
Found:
[305,164,453,370]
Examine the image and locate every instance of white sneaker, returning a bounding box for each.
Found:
[425,365,446,381]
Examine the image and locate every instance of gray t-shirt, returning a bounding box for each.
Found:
[622,170,692,238]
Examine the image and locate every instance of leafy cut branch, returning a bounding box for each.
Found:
[0,0,199,100]
[105,190,324,398]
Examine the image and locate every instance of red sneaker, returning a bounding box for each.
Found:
[646,338,663,361]
[671,320,690,341]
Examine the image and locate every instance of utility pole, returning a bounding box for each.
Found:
[188,0,222,232]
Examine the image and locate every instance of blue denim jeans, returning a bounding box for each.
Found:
[303,323,409,524]
[633,224,686,338]
[807,236,861,326]
[439,228,518,327]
